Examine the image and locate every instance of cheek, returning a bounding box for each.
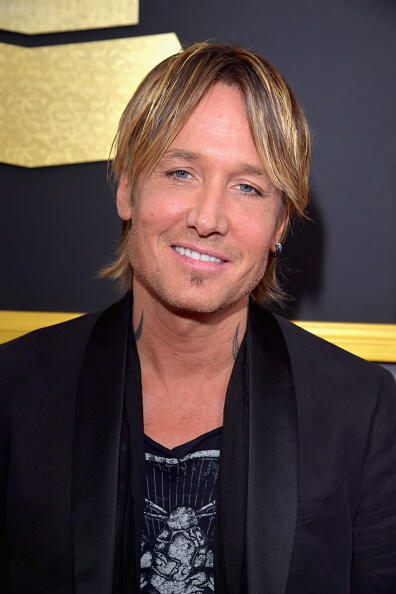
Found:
[236,217,274,257]
[134,191,187,229]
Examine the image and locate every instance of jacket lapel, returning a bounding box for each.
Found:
[246,303,298,594]
[70,294,297,593]
[72,292,132,594]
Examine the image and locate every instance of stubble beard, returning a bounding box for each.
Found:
[128,229,268,314]
[189,273,204,288]
[131,256,269,315]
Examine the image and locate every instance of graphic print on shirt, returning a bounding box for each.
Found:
[141,449,220,593]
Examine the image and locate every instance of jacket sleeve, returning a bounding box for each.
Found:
[351,369,396,593]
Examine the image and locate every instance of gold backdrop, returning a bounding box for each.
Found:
[0,34,182,167]
[0,0,139,33]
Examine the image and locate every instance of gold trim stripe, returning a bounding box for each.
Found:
[294,321,396,363]
[0,311,83,345]
[0,34,182,167]
[0,0,139,34]
[0,311,395,362]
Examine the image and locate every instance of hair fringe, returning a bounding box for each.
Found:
[100,42,311,306]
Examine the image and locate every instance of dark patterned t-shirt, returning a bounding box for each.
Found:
[140,428,221,593]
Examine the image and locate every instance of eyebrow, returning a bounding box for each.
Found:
[162,149,200,162]
[162,149,268,177]
[238,164,268,177]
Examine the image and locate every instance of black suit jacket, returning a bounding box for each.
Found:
[1,293,395,593]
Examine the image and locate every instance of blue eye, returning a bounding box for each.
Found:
[238,183,256,194]
[173,170,191,178]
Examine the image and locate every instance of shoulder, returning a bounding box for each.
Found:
[0,292,132,424]
[273,312,395,404]
[0,310,101,382]
[0,312,102,422]
[0,291,132,380]
[275,313,378,369]
[249,301,394,402]
[0,310,100,355]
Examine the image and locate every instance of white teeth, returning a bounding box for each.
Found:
[173,246,223,263]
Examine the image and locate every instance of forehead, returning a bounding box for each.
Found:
[165,82,261,168]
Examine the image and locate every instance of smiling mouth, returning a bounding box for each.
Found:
[172,245,225,263]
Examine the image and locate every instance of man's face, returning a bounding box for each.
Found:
[117,83,286,314]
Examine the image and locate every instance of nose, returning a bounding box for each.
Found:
[186,183,229,237]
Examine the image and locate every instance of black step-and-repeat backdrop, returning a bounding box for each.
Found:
[1,0,395,322]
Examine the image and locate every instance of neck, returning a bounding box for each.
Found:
[132,280,248,381]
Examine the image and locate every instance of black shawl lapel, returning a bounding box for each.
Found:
[246,303,298,594]
[72,292,132,594]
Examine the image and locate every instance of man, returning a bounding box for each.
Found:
[1,42,395,594]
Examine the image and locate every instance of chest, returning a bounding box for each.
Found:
[142,381,226,449]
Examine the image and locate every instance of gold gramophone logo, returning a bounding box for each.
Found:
[0,0,181,167]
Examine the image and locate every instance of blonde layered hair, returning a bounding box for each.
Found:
[102,42,311,305]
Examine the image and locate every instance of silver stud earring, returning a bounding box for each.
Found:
[273,242,282,257]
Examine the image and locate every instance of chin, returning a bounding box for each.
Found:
[144,275,251,315]
[154,285,231,314]
[131,255,265,315]
[162,294,233,314]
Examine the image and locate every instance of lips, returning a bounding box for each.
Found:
[172,245,225,263]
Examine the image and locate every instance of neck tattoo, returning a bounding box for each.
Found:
[232,322,240,360]
[134,310,144,341]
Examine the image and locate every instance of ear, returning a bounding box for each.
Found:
[116,172,132,221]
[273,202,287,246]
